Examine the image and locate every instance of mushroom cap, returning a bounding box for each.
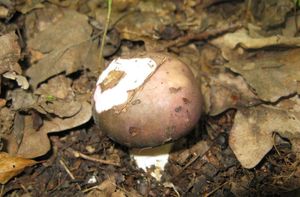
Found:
[92,53,203,147]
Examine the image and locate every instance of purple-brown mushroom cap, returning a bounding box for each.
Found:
[92,53,203,147]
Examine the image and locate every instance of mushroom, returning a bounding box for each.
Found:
[92,53,203,147]
[92,53,203,180]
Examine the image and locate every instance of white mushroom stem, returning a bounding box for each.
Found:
[130,143,173,181]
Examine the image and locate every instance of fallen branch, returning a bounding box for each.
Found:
[67,148,121,167]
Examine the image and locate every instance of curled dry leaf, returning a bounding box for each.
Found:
[34,75,82,118]
[39,100,82,118]
[0,6,9,18]
[15,0,44,14]
[86,176,116,197]
[114,3,180,51]
[9,89,37,111]
[35,74,73,100]
[202,71,261,115]
[0,152,36,184]
[229,105,300,168]
[0,32,21,75]
[0,107,15,135]
[224,49,300,102]
[3,71,29,90]
[211,28,300,60]
[116,11,167,41]
[5,102,92,158]
[25,6,95,88]
[248,0,293,28]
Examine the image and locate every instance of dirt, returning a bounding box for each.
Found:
[1,0,300,196]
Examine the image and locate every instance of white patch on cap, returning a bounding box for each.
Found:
[130,143,173,181]
[94,57,157,113]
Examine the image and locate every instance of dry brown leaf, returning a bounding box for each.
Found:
[3,71,29,90]
[111,190,126,197]
[35,75,73,100]
[0,6,9,18]
[116,12,165,41]
[202,71,261,115]
[4,102,92,158]
[0,152,36,184]
[248,0,293,29]
[25,6,94,88]
[9,89,37,111]
[211,28,300,60]
[0,99,6,108]
[229,105,300,168]
[39,100,82,118]
[0,32,21,75]
[0,107,15,135]
[87,176,116,197]
[42,101,91,134]
[224,49,300,102]
[15,0,44,14]
[114,1,183,50]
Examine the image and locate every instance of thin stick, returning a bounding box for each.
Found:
[205,181,228,197]
[171,140,213,179]
[294,1,299,33]
[0,185,4,197]
[67,148,121,167]
[59,159,75,180]
[163,23,242,49]
[99,0,112,70]
[273,133,281,157]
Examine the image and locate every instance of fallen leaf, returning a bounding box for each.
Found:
[35,75,73,100]
[0,107,15,135]
[202,71,261,115]
[39,100,82,118]
[3,71,29,90]
[9,89,37,111]
[0,152,36,184]
[248,0,293,28]
[15,0,44,14]
[212,28,300,60]
[0,99,6,108]
[111,190,126,197]
[116,11,165,41]
[12,101,92,158]
[25,6,94,88]
[229,104,300,168]
[32,74,83,118]
[87,176,116,197]
[0,32,21,75]
[224,49,300,102]
[0,6,9,18]
[13,112,25,145]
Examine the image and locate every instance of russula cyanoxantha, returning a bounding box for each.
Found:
[92,53,203,148]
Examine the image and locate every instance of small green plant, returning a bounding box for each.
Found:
[99,0,112,70]
[295,0,300,7]
[46,95,56,102]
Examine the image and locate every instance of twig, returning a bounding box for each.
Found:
[273,133,282,157]
[82,176,140,196]
[171,140,214,179]
[294,1,299,34]
[204,181,228,197]
[99,0,112,70]
[0,185,4,197]
[67,148,121,167]
[59,159,75,180]
[163,23,242,49]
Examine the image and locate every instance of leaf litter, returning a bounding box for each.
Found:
[0,0,300,196]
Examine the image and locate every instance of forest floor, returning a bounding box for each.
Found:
[1,0,300,196]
